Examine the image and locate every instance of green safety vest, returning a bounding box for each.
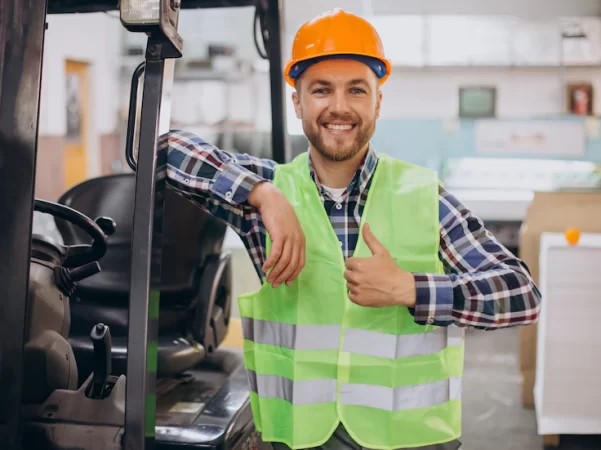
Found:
[237,152,464,449]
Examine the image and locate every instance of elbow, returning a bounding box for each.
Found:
[160,130,212,183]
[525,282,542,326]
[502,275,542,328]
[518,269,542,326]
[479,275,542,330]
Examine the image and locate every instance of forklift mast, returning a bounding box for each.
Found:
[0,0,288,449]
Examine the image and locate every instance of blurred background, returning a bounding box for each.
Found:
[33,1,601,449]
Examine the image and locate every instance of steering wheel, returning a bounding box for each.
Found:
[34,199,116,268]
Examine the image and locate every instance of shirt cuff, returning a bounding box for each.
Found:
[212,161,267,205]
[409,273,454,326]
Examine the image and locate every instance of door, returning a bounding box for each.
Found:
[64,60,89,189]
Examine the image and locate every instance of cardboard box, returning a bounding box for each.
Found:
[518,190,601,408]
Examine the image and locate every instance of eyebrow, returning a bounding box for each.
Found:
[307,79,370,89]
[349,79,369,86]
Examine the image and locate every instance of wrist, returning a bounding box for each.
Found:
[213,162,267,206]
[391,270,416,307]
[248,181,274,209]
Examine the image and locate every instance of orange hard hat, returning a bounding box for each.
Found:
[284,8,392,87]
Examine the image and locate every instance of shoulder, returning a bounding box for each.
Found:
[273,152,308,178]
[377,153,436,173]
[437,184,480,230]
[375,154,439,190]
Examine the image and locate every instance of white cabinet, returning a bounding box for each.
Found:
[428,16,512,66]
[367,15,601,67]
[535,232,601,435]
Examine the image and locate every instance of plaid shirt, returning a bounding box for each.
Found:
[160,130,541,330]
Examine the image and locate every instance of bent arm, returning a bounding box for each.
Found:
[410,187,541,329]
[158,130,276,235]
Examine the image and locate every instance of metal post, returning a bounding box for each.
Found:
[266,0,290,163]
[123,37,174,450]
[0,0,47,448]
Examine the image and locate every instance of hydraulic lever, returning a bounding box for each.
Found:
[87,323,112,399]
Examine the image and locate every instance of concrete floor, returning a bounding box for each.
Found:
[461,327,601,450]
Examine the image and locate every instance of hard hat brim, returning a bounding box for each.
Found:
[284,53,392,87]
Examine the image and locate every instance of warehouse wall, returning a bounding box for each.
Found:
[34,10,601,201]
[215,66,601,135]
[378,67,601,119]
[37,12,122,201]
[165,64,601,135]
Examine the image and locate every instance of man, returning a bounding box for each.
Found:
[160,8,541,450]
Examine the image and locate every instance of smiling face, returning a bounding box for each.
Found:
[292,59,382,162]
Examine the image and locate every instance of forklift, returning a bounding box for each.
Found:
[0,0,289,449]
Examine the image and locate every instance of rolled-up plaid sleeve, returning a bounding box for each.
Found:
[410,187,541,330]
[160,129,276,235]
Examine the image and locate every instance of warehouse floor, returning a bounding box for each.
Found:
[462,327,601,450]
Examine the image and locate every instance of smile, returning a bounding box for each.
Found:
[323,123,356,132]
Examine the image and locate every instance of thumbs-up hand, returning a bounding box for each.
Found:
[344,223,416,308]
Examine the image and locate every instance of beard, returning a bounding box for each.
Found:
[302,111,374,162]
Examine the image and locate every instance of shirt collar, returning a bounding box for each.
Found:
[307,144,379,197]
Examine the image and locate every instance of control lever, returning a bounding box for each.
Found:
[54,261,101,297]
[69,261,101,282]
[87,323,112,399]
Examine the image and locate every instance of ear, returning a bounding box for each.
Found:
[291,90,302,119]
[375,89,383,119]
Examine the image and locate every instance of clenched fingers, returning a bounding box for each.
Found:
[263,238,283,274]
[287,244,306,285]
[279,235,304,286]
[267,238,292,285]
[344,269,360,286]
[266,235,305,287]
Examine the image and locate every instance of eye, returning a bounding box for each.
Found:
[350,88,366,94]
[312,88,329,95]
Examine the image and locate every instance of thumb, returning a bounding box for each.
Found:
[362,223,387,255]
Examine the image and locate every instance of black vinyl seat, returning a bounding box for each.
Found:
[55,173,232,381]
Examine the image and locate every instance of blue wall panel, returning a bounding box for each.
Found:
[370,116,601,169]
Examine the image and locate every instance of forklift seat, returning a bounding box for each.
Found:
[55,173,232,380]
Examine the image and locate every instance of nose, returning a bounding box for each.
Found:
[329,89,350,115]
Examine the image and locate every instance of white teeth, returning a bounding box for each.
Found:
[326,124,353,131]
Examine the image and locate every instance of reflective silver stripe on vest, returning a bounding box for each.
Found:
[246,369,461,410]
[339,377,462,411]
[241,317,341,350]
[246,369,337,405]
[447,325,464,348]
[343,326,463,360]
[242,318,464,357]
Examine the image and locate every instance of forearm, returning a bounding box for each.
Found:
[410,187,541,329]
[411,261,541,329]
[158,130,275,234]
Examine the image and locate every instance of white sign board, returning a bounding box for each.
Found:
[475,120,586,157]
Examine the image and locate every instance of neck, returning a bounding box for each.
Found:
[309,145,369,188]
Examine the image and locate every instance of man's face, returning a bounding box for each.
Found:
[292,59,382,162]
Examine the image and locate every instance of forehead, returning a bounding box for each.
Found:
[300,59,377,84]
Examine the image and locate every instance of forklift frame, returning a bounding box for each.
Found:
[0,0,288,448]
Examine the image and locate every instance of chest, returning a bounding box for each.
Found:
[320,183,368,259]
